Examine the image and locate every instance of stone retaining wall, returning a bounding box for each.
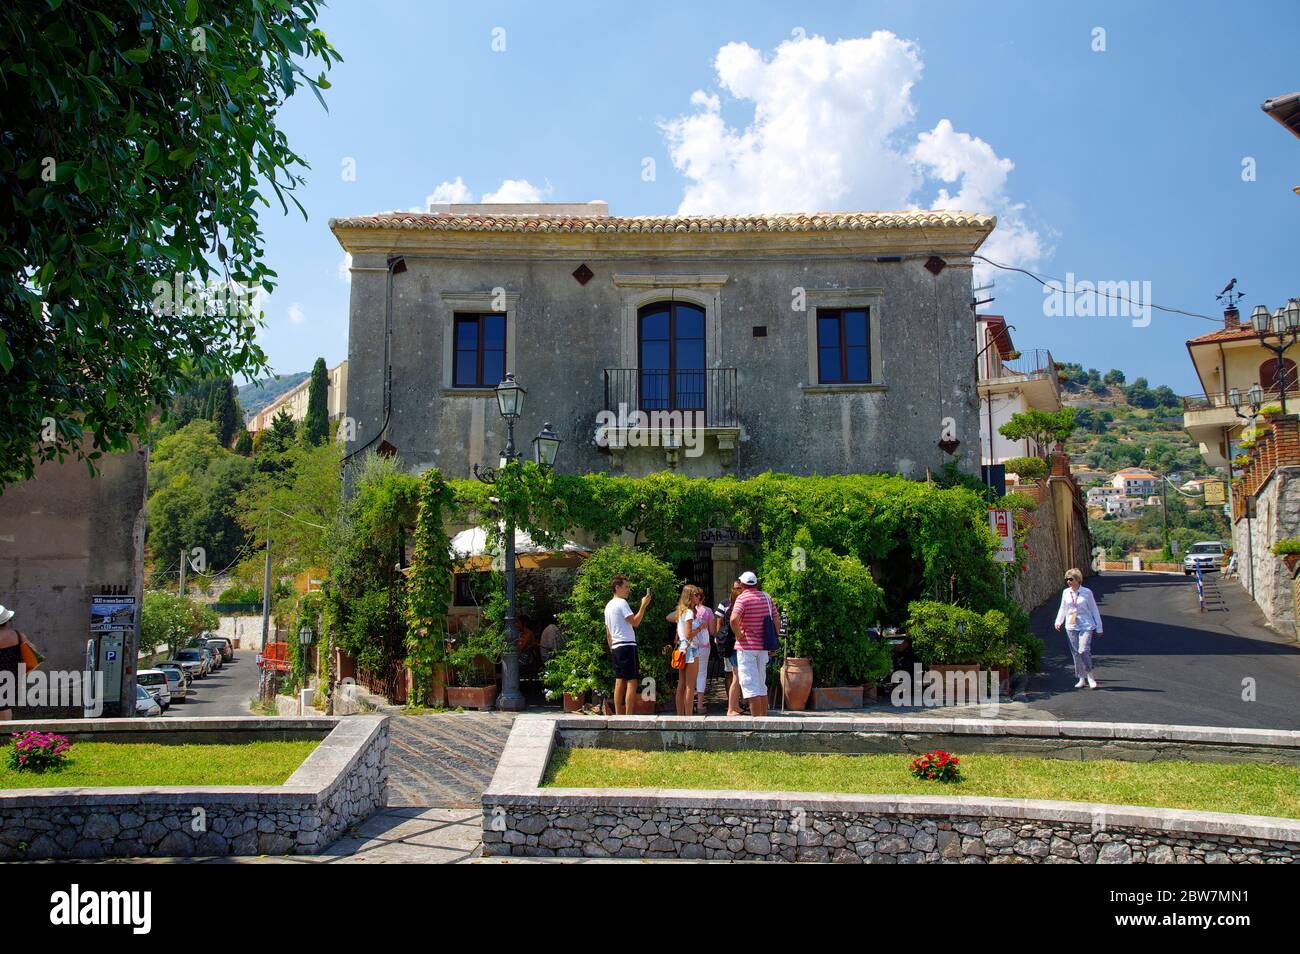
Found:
[481,715,1300,863]
[0,715,387,860]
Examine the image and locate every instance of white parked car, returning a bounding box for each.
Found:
[137,669,171,710]
[1183,541,1227,575]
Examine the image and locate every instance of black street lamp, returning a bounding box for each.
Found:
[1248,302,1300,414]
[471,374,562,712]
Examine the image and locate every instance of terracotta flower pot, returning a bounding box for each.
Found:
[1283,553,1300,576]
[780,657,814,710]
[632,695,657,715]
[811,686,863,710]
[446,685,497,711]
[562,691,585,713]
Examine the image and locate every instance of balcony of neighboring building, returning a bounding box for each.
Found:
[1182,389,1292,468]
[977,348,1061,411]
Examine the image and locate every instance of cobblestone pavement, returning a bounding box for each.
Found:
[384,711,516,808]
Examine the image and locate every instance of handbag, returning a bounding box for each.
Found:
[18,633,42,671]
[761,595,779,652]
[670,648,686,670]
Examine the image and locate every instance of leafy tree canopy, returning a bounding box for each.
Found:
[0,1,340,486]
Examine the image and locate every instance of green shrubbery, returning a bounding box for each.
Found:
[763,528,892,686]
[906,601,1007,667]
[1003,456,1047,480]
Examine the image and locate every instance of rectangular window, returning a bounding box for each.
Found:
[452,313,507,388]
[815,308,870,384]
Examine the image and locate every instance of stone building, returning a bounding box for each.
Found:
[330,203,995,481]
[330,203,999,606]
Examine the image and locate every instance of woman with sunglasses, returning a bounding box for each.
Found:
[1054,568,1102,689]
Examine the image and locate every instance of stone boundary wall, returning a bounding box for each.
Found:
[481,716,1300,863]
[0,715,387,860]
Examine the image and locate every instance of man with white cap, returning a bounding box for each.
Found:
[0,605,32,720]
[728,572,778,718]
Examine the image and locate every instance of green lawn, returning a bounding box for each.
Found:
[543,748,1300,819]
[0,740,319,788]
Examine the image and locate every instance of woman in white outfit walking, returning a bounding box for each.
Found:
[1055,568,1102,688]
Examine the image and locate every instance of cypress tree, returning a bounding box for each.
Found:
[304,357,329,445]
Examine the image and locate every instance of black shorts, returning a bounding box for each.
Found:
[611,644,639,680]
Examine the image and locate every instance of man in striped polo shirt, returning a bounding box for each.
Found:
[728,571,778,718]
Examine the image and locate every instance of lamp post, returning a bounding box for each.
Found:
[472,374,562,712]
[1248,301,1300,413]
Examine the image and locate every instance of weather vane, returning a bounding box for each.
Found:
[1216,277,1243,309]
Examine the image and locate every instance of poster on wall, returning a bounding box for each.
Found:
[1203,481,1226,506]
[90,595,136,632]
[988,508,1016,563]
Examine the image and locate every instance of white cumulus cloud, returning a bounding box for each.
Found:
[481,178,548,203]
[425,176,473,208]
[338,253,352,283]
[288,302,305,324]
[660,31,1044,276]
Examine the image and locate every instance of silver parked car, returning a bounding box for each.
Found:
[135,683,162,717]
[156,665,187,702]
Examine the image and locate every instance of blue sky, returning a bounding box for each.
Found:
[253,0,1299,396]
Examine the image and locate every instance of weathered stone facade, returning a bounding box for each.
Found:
[330,206,993,481]
[0,716,387,860]
[481,806,1298,863]
[1232,465,1300,635]
[1012,451,1095,612]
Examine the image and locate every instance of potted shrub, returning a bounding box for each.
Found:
[446,626,505,710]
[906,601,1009,705]
[1273,538,1300,575]
[763,529,889,711]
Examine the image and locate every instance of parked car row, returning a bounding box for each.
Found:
[136,634,235,714]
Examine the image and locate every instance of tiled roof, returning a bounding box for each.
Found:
[1186,327,1261,344]
[328,210,997,234]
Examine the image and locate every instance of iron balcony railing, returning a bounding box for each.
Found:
[603,368,739,429]
[1183,388,1292,413]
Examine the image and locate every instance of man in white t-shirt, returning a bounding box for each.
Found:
[604,574,652,715]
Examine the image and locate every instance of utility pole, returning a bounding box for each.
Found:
[178,549,186,595]
[260,516,272,701]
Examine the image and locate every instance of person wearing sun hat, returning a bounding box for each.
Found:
[0,605,33,720]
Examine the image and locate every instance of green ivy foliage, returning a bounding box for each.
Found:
[325,454,418,695]
[449,470,1004,622]
[762,527,892,686]
[404,470,455,703]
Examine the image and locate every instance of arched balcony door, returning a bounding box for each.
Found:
[638,301,705,411]
[1260,357,1297,393]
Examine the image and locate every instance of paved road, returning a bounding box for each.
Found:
[162,647,261,717]
[1023,571,1300,729]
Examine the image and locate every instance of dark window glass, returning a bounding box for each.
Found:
[815,308,871,384]
[638,302,707,410]
[452,313,508,388]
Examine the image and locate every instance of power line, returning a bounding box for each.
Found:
[269,507,330,531]
[973,254,1223,324]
